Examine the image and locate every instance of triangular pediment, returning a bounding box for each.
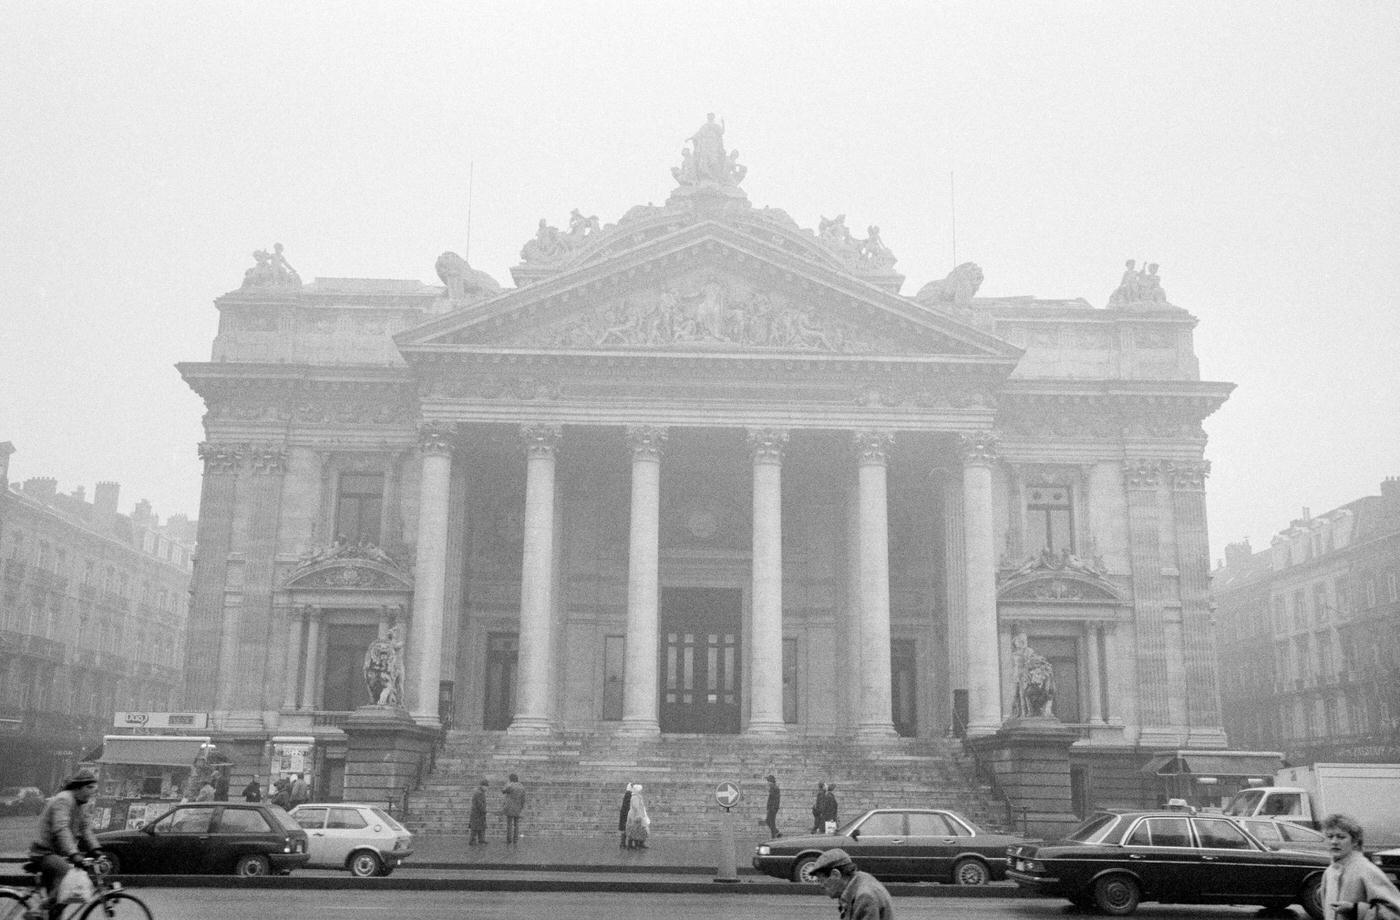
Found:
[396,219,1020,363]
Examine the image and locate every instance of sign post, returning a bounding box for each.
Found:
[713,781,741,883]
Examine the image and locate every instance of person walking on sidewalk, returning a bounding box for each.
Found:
[618,783,633,848]
[241,779,261,802]
[625,784,650,849]
[1321,813,1400,920]
[468,779,489,846]
[812,848,895,920]
[764,774,782,838]
[820,782,839,832]
[501,773,526,845]
[810,782,826,833]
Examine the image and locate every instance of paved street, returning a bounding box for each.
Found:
[121,889,1299,920]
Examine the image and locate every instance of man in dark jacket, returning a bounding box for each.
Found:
[812,847,894,920]
[764,774,781,838]
[468,779,488,846]
[618,783,633,848]
[501,774,526,845]
[30,768,102,911]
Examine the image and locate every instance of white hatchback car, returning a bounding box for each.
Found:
[288,803,414,877]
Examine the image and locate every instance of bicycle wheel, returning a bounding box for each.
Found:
[76,891,152,920]
[0,890,32,920]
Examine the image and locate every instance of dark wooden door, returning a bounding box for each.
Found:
[891,639,918,737]
[483,632,517,730]
[659,588,741,734]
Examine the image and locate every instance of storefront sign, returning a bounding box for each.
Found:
[113,712,208,729]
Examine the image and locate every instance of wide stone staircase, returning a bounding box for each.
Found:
[404,730,1012,840]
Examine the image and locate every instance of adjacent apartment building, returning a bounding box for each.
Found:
[1214,477,1400,762]
[0,443,195,790]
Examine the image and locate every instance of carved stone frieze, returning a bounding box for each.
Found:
[287,563,404,590]
[1166,459,1210,491]
[520,423,562,457]
[248,444,287,475]
[1122,458,1164,490]
[1017,464,1083,487]
[747,428,789,463]
[957,431,1000,467]
[417,421,457,455]
[626,425,667,461]
[198,442,243,474]
[852,430,894,465]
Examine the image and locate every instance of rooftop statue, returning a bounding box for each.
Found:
[1108,258,1169,306]
[520,209,602,264]
[672,113,746,188]
[916,262,984,306]
[241,242,302,289]
[436,251,502,302]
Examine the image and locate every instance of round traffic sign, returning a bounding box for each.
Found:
[715,781,741,808]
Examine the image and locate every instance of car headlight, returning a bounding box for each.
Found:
[756,845,771,856]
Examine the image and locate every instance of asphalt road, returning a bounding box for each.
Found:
[121,888,1302,920]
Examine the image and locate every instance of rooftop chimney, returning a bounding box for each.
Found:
[70,485,85,503]
[1382,476,1400,518]
[1223,539,1253,570]
[23,477,57,500]
[0,442,13,491]
[93,481,120,531]
[132,499,154,528]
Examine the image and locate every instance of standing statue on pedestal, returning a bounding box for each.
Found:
[671,113,745,190]
[1011,631,1057,719]
[363,622,406,707]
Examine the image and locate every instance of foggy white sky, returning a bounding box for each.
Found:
[2,2,1397,561]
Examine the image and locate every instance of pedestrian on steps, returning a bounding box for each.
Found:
[468,778,488,846]
[618,783,633,848]
[502,773,526,845]
[625,784,650,849]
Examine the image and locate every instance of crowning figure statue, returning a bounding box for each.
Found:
[689,113,727,182]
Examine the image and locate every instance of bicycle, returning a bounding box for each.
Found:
[0,858,152,920]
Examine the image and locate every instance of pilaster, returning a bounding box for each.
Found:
[1123,458,1175,743]
[1168,460,1226,747]
[189,441,242,711]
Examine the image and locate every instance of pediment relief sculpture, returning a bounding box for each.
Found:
[283,536,411,590]
[997,547,1124,603]
[514,277,899,353]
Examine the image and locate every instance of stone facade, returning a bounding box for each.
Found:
[178,124,1232,805]
[1214,479,1400,762]
[0,443,194,789]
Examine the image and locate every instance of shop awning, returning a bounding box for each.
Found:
[98,737,210,768]
[1140,751,1282,777]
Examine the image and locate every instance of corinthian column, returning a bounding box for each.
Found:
[408,421,455,725]
[747,428,789,734]
[621,425,665,736]
[510,424,562,734]
[959,431,1002,736]
[853,430,896,739]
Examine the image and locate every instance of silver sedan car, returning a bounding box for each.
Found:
[289,803,414,876]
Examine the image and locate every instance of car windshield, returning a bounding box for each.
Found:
[1063,813,1121,844]
[833,815,865,837]
[1224,790,1263,816]
[265,805,304,832]
[370,808,406,832]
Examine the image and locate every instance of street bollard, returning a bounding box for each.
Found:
[713,806,738,883]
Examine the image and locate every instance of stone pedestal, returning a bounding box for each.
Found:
[967,718,1081,840]
[342,705,440,810]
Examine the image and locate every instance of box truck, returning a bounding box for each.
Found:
[1223,763,1400,847]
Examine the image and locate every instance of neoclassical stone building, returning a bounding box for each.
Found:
[180,123,1232,800]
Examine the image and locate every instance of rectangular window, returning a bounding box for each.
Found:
[1293,590,1306,629]
[335,473,384,543]
[1336,580,1349,615]
[1025,484,1073,556]
[1367,580,1377,608]
[1314,583,1328,622]
[1273,596,1286,631]
[1389,573,1398,603]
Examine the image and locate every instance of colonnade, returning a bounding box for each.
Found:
[403,422,1005,737]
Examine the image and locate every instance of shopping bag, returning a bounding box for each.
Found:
[57,867,94,904]
[823,821,836,834]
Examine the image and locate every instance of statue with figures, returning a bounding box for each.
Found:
[241,242,302,290]
[363,622,406,709]
[1107,258,1169,307]
[1010,630,1057,720]
[670,113,747,200]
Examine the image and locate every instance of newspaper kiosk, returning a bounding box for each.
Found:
[93,735,217,831]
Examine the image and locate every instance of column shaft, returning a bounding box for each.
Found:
[622,426,664,735]
[300,609,321,711]
[854,431,895,738]
[961,433,1002,736]
[282,608,304,710]
[511,425,560,733]
[748,429,788,734]
[1086,625,1104,723]
[408,423,455,724]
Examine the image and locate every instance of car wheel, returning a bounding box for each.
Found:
[349,852,383,878]
[234,854,271,877]
[794,855,820,884]
[1093,874,1141,915]
[1300,874,1324,920]
[951,857,990,886]
[94,852,120,876]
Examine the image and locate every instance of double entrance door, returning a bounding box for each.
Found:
[659,587,741,734]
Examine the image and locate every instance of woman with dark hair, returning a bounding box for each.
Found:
[1321,813,1400,920]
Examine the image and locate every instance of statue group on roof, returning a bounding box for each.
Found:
[672,113,746,188]
[817,214,897,271]
[241,242,301,289]
[1108,258,1168,306]
[519,208,603,264]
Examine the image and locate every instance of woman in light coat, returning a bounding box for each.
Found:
[1321,813,1400,920]
[625,784,650,849]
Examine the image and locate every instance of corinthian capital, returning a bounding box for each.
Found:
[520,423,562,457]
[198,441,243,474]
[417,420,457,455]
[852,429,894,465]
[1122,458,1164,490]
[626,425,668,461]
[1166,459,1210,492]
[747,427,789,464]
[248,443,288,475]
[957,431,1000,467]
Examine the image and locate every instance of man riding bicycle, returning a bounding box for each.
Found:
[29,768,102,914]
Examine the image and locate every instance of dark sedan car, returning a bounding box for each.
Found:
[1007,810,1328,918]
[97,802,309,876]
[753,807,1033,885]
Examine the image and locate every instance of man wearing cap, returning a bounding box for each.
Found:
[30,768,102,912]
[810,848,895,920]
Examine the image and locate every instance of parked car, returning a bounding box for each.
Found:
[0,787,46,815]
[1373,847,1400,884]
[288,803,414,877]
[96,802,309,876]
[753,807,1033,885]
[1231,816,1331,854]
[1007,809,1328,918]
